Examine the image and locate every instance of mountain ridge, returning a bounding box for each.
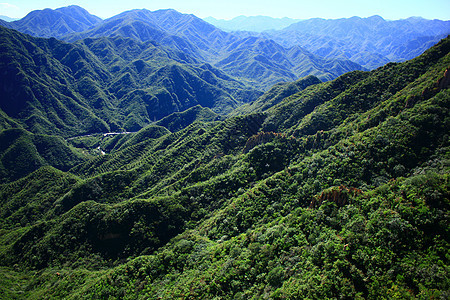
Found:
[0,25,261,139]
[0,6,449,298]
[203,15,301,32]
[0,35,448,298]
[0,15,18,22]
[63,8,364,89]
[4,6,367,89]
[4,5,102,39]
[261,15,450,69]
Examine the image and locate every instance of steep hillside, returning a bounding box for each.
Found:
[232,75,322,115]
[67,9,232,51]
[69,9,363,89]
[65,9,213,62]
[0,35,448,299]
[215,37,363,88]
[155,105,223,132]
[9,6,364,90]
[0,26,115,137]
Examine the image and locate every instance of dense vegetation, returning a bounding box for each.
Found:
[2,6,367,90]
[4,6,449,89]
[0,19,448,298]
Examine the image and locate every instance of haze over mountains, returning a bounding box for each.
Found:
[3,6,449,77]
[4,5,102,38]
[0,4,449,299]
[204,16,301,32]
[0,15,18,22]
[265,16,450,69]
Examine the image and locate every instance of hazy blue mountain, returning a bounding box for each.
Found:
[11,6,448,90]
[0,35,448,298]
[62,8,364,89]
[263,16,450,69]
[204,15,300,32]
[0,26,114,137]
[5,5,102,38]
[0,26,260,136]
[3,6,367,90]
[7,6,448,74]
[0,15,18,22]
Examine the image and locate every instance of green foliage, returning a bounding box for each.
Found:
[0,166,80,229]
[232,75,322,116]
[0,34,449,299]
[0,26,261,138]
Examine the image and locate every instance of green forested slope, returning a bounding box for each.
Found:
[0,129,86,183]
[0,27,113,136]
[5,6,363,91]
[232,75,322,116]
[0,36,448,299]
[155,105,223,132]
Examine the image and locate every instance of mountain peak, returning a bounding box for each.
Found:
[56,5,100,17]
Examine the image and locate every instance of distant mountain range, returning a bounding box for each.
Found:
[0,6,447,135]
[2,6,447,77]
[203,16,301,32]
[4,5,101,38]
[0,15,18,22]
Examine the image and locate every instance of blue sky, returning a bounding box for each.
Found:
[1,0,449,20]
